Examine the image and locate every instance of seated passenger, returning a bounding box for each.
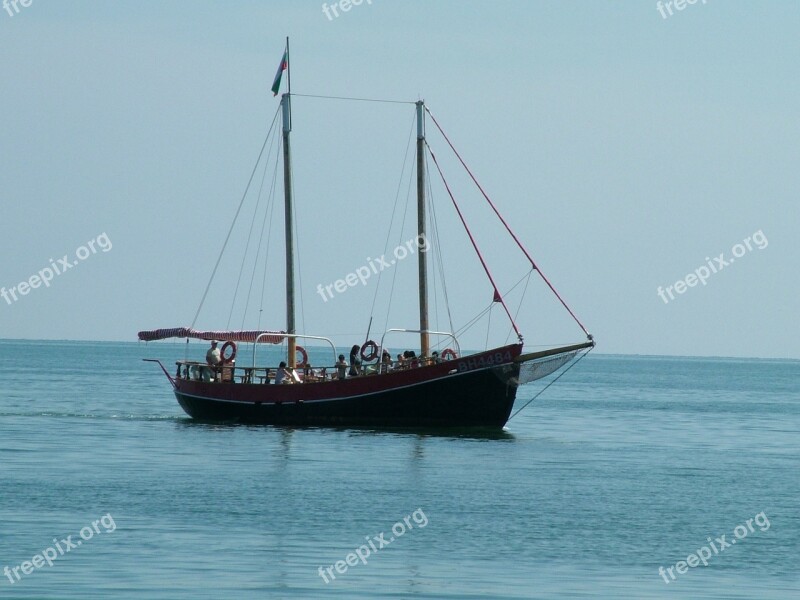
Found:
[206,340,221,367]
[275,361,294,385]
[381,350,392,373]
[336,354,348,380]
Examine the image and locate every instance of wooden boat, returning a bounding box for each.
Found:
[139,41,594,428]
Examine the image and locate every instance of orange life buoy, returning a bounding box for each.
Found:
[441,348,457,361]
[360,340,379,362]
[220,341,237,363]
[295,345,308,368]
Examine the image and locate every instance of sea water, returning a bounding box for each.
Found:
[0,340,798,599]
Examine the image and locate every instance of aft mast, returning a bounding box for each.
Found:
[416,100,430,357]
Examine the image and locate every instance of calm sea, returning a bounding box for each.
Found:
[0,340,797,599]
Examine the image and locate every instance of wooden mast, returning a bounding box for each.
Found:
[281,90,296,368]
[416,100,430,357]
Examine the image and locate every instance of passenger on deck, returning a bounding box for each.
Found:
[336,354,348,380]
[381,350,392,373]
[431,350,441,364]
[349,345,361,377]
[275,361,294,385]
[206,340,221,366]
[202,340,221,381]
[304,364,323,382]
[396,353,406,369]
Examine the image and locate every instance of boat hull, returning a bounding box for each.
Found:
[173,347,522,428]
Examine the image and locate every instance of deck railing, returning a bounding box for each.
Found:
[174,356,444,385]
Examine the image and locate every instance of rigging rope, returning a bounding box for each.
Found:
[507,345,594,421]
[370,113,416,326]
[256,153,281,330]
[289,143,307,336]
[425,107,591,339]
[505,269,533,345]
[291,93,415,105]
[228,119,280,329]
[243,142,281,330]
[425,151,456,343]
[384,133,417,336]
[425,140,522,341]
[190,106,281,329]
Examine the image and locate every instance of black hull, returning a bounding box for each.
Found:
[174,364,519,428]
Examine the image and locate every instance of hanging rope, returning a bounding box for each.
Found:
[384,135,417,335]
[425,107,591,340]
[507,346,594,421]
[256,155,281,331]
[505,269,533,345]
[425,140,522,341]
[243,141,281,330]
[291,93,415,105]
[190,106,281,329]
[370,112,416,326]
[425,151,456,342]
[228,119,280,329]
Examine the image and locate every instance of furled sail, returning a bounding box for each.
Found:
[513,341,595,385]
[137,327,285,344]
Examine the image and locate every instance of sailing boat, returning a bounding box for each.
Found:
[139,42,594,428]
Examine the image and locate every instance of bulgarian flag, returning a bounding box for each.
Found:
[271,50,288,96]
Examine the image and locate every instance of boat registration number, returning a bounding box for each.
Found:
[457,351,513,372]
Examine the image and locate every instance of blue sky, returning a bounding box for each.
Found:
[0,1,797,358]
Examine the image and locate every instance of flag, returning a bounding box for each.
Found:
[271,50,288,96]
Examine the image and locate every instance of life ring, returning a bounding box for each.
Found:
[295,345,308,368]
[441,348,457,361]
[360,340,379,362]
[220,341,237,363]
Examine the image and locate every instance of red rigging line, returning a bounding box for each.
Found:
[425,107,592,339]
[425,141,522,342]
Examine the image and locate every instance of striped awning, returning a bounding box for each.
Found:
[137,327,286,344]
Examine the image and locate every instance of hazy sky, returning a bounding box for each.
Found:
[1,1,797,359]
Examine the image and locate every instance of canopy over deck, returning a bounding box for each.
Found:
[137,327,286,344]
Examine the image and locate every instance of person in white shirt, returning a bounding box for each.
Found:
[206,340,221,366]
[202,340,221,382]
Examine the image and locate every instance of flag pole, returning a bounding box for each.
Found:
[286,36,291,95]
